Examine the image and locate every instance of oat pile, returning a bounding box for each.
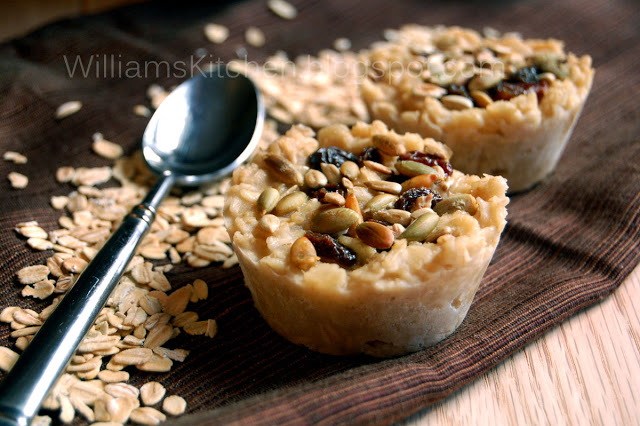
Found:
[1,78,279,424]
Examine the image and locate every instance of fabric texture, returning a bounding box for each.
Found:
[0,0,638,424]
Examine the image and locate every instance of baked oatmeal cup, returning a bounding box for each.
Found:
[361,25,594,193]
[224,121,508,357]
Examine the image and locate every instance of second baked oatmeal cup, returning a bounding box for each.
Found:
[361,25,594,193]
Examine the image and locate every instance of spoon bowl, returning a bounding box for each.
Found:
[143,67,263,185]
[0,66,264,426]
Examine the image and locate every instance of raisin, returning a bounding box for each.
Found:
[490,66,549,101]
[309,147,358,170]
[398,151,453,176]
[307,184,347,202]
[357,146,382,166]
[305,231,357,267]
[447,84,472,100]
[394,187,443,211]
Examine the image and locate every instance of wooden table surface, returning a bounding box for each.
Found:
[411,264,640,425]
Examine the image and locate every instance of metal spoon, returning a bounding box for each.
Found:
[0,66,264,426]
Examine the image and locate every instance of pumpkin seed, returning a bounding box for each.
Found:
[310,208,360,234]
[400,212,439,242]
[274,191,308,216]
[256,187,280,215]
[434,194,479,216]
[395,161,437,178]
[337,235,377,262]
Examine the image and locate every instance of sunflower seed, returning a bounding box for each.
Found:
[440,95,473,111]
[364,180,402,195]
[290,236,318,271]
[400,174,438,192]
[304,169,328,189]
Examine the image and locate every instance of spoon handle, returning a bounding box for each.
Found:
[0,175,175,426]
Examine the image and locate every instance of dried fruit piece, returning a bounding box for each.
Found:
[394,187,441,211]
[305,232,357,267]
[309,147,358,170]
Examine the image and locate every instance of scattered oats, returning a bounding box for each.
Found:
[333,37,351,51]
[183,320,208,336]
[0,307,20,323]
[3,151,27,164]
[268,0,297,19]
[205,319,218,338]
[140,382,166,406]
[245,26,266,47]
[143,324,173,349]
[16,265,50,285]
[204,23,230,44]
[27,237,54,251]
[105,382,139,399]
[97,370,129,383]
[162,287,191,316]
[31,415,52,426]
[192,279,208,301]
[93,136,124,160]
[56,166,75,183]
[136,354,173,372]
[8,172,28,189]
[22,279,55,299]
[130,407,166,425]
[15,224,47,239]
[133,104,152,117]
[72,167,112,186]
[162,395,187,416]
[0,346,19,372]
[111,348,153,366]
[55,101,82,120]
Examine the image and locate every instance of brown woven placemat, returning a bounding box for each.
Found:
[0,0,639,424]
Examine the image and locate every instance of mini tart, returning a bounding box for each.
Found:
[361,25,594,193]
[224,121,509,357]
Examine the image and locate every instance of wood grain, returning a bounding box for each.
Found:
[413,265,640,425]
